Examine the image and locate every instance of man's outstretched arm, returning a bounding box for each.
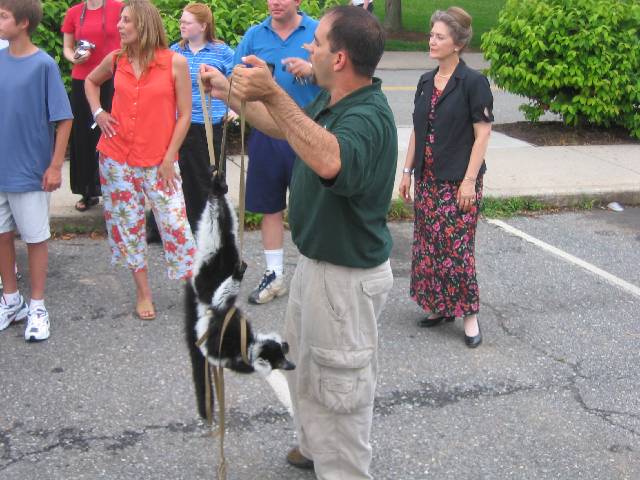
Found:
[208,56,340,180]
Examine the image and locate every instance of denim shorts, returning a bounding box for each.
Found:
[245,130,296,214]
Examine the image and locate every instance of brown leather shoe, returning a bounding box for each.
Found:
[286,447,314,470]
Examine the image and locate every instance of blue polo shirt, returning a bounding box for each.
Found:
[171,41,235,125]
[234,13,320,107]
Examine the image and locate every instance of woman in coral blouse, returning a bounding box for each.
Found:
[85,0,195,320]
[62,0,122,212]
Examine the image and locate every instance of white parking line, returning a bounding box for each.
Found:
[265,370,293,415]
[488,219,640,299]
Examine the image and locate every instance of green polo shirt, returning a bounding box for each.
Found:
[288,78,398,268]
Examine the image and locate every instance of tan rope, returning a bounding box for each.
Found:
[195,73,250,480]
[237,101,247,256]
[197,75,218,171]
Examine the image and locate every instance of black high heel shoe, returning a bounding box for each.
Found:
[464,319,482,348]
[417,315,455,328]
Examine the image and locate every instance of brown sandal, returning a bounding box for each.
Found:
[135,300,156,321]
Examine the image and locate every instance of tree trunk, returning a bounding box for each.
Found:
[383,0,402,32]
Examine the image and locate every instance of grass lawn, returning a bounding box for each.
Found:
[375,0,506,50]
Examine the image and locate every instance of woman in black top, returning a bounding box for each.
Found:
[399,7,493,348]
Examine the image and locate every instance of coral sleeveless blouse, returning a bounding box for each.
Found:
[97,49,176,167]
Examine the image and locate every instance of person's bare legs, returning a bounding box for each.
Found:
[261,212,284,250]
[0,232,17,294]
[26,241,48,301]
[132,268,155,319]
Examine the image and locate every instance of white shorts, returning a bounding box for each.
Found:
[0,191,51,243]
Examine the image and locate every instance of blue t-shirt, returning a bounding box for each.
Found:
[0,49,73,192]
[171,41,235,125]
[234,13,320,107]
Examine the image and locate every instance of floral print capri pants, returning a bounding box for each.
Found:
[99,156,196,280]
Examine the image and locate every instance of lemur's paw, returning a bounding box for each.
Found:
[234,261,248,280]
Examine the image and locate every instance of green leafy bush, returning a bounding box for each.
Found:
[32,0,341,90]
[36,0,73,89]
[482,0,640,138]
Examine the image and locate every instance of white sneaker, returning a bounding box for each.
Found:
[0,295,28,331]
[248,269,287,304]
[24,306,50,342]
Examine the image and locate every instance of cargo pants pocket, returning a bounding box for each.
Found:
[309,346,375,414]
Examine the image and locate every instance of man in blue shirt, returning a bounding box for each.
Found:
[234,0,319,305]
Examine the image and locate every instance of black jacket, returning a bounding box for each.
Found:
[412,60,494,181]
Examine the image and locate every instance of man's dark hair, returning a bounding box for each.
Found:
[324,6,385,78]
[0,0,43,35]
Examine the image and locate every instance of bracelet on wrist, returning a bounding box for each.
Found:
[403,167,414,175]
[463,176,476,182]
[92,107,104,120]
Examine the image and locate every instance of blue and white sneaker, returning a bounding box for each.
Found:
[24,306,50,342]
[0,295,28,331]
[248,269,287,304]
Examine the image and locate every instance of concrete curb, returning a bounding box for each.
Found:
[483,190,640,208]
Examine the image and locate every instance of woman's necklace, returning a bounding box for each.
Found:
[436,72,452,79]
[436,60,459,80]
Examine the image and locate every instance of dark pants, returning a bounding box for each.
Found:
[147,123,222,241]
[69,78,114,198]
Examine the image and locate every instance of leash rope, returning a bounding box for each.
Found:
[195,72,250,480]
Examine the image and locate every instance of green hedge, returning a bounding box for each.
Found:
[482,0,640,138]
[34,0,342,90]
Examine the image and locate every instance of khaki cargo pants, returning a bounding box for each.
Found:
[284,255,393,479]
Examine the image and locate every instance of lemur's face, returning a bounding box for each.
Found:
[208,166,228,196]
[252,335,295,377]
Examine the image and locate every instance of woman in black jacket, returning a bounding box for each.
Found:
[399,7,493,348]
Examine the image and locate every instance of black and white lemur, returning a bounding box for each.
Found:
[185,170,295,419]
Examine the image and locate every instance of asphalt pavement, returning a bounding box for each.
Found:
[1,210,639,479]
[2,51,640,480]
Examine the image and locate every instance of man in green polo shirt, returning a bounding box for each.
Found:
[202,6,396,479]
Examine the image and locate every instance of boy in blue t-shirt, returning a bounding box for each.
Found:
[0,0,73,342]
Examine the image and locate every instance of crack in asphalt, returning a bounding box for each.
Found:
[567,384,640,438]
[374,380,540,414]
[0,406,292,472]
[483,301,588,377]
[0,429,12,461]
[478,301,640,438]
[0,421,199,472]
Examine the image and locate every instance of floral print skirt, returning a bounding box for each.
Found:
[410,162,483,318]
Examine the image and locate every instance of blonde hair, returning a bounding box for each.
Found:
[119,0,168,72]
[430,6,472,52]
[178,2,219,49]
